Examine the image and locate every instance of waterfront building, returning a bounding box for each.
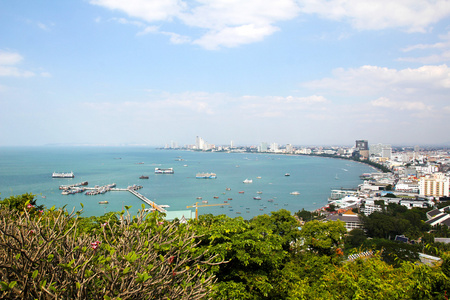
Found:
[270,143,279,152]
[419,173,450,198]
[356,140,369,159]
[259,142,268,152]
[285,144,293,153]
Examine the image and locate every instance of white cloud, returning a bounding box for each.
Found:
[371,97,432,111]
[90,0,184,22]
[399,31,450,63]
[193,24,279,50]
[303,64,450,95]
[90,0,450,49]
[0,51,34,77]
[299,0,450,33]
[0,51,23,65]
[0,51,51,78]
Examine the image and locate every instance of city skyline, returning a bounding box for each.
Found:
[1,1,450,147]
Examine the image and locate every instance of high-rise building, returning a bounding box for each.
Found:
[286,144,293,153]
[270,143,279,152]
[419,173,450,198]
[259,142,268,152]
[355,140,369,159]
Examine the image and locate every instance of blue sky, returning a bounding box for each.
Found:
[1,0,450,147]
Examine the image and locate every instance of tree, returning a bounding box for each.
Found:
[298,220,346,257]
[0,202,220,299]
[345,228,367,249]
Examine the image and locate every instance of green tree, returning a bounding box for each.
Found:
[298,220,346,257]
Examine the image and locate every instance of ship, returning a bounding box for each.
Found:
[196,172,217,179]
[243,179,253,184]
[253,196,262,200]
[52,172,74,178]
[285,173,290,176]
[139,175,149,179]
[99,201,109,204]
[290,191,300,195]
[155,168,174,174]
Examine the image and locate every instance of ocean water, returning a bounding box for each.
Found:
[0,147,374,219]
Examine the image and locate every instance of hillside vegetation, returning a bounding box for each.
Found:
[0,194,449,299]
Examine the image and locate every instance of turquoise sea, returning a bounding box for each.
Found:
[0,147,374,219]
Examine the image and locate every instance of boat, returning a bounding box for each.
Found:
[335,174,339,180]
[196,172,217,179]
[256,176,262,179]
[155,168,174,174]
[290,191,300,195]
[257,191,262,194]
[243,179,253,184]
[202,200,208,204]
[226,187,231,191]
[99,201,109,204]
[238,191,245,194]
[196,197,202,200]
[214,196,219,199]
[228,198,233,200]
[139,175,149,179]
[285,173,290,176]
[52,172,74,178]
[268,199,274,202]
[253,196,261,200]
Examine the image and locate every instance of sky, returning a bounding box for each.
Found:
[1,0,450,147]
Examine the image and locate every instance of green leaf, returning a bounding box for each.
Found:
[125,205,131,211]
[76,282,81,289]
[123,267,130,275]
[32,270,38,279]
[104,296,111,300]
[141,203,145,210]
[14,253,20,260]
[0,281,9,291]
[80,203,84,208]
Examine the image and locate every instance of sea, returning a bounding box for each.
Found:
[0,147,375,219]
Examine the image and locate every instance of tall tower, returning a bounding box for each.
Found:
[355,140,369,159]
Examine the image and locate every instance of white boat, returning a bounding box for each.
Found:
[196,172,217,179]
[290,191,300,195]
[155,168,174,174]
[243,179,253,184]
[52,172,74,178]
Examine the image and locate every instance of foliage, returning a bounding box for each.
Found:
[191,211,300,299]
[0,193,44,214]
[344,228,367,249]
[0,198,220,299]
[298,220,346,257]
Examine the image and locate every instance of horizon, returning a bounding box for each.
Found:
[1,1,450,146]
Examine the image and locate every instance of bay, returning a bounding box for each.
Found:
[0,147,374,219]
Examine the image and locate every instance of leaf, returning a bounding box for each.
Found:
[80,203,84,208]
[32,270,38,279]
[14,253,20,260]
[0,281,9,291]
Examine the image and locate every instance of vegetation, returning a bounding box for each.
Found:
[1,194,450,299]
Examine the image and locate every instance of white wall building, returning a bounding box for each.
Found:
[419,173,450,197]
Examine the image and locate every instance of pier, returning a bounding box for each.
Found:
[60,183,167,213]
[127,188,167,213]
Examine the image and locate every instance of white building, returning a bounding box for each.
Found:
[419,173,450,197]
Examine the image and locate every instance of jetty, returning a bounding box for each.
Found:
[127,188,167,213]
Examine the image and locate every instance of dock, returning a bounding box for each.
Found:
[60,182,167,212]
[127,188,167,213]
